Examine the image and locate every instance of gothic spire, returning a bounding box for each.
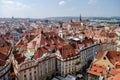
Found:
[80,14,82,22]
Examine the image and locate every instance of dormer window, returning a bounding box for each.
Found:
[46,37,48,39]
[94,69,97,72]
[100,72,102,74]
[117,54,119,56]
[103,57,106,60]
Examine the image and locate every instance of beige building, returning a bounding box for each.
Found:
[13,31,99,80]
[56,44,81,76]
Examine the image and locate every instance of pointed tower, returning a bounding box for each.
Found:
[79,14,82,22]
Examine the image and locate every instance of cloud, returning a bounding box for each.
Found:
[59,1,66,6]
[88,0,97,4]
[0,0,32,17]
[0,0,30,9]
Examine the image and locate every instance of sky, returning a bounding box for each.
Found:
[0,0,120,18]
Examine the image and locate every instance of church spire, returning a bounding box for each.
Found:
[79,14,82,22]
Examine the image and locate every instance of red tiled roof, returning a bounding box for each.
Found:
[0,52,8,60]
[108,68,120,75]
[33,47,48,59]
[82,37,94,46]
[27,32,64,49]
[106,73,120,80]
[106,51,120,65]
[13,51,26,64]
[87,63,106,76]
[57,44,76,59]
[0,47,9,55]
[69,21,81,26]
[0,36,11,47]
[16,34,35,47]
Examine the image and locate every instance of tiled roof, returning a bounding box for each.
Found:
[13,51,26,64]
[106,73,120,80]
[27,32,64,49]
[33,47,48,59]
[87,63,106,76]
[88,51,120,78]
[0,47,9,55]
[0,36,11,66]
[16,34,35,47]
[0,36,11,47]
[106,51,120,65]
[69,21,81,26]
[108,68,120,75]
[82,37,94,46]
[57,43,76,59]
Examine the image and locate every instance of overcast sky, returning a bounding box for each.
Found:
[0,0,120,18]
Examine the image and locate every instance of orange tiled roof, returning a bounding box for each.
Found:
[108,68,120,75]
[87,63,107,76]
[106,73,120,80]
[57,43,76,59]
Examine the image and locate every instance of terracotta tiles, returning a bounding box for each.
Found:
[69,21,81,26]
[57,44,76,59]
[87,63,106,76]
[88,51,120,79]
[0,52,8,61]
[0,36,11,66]
[82,37,94,46]
[106,73,120,80]
[13,51,26,64]
[33,47,48,59]
[106,51,120,64]
[0,36,11,47]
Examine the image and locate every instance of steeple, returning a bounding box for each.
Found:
[79,14,82,22]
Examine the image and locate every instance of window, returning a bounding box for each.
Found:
[29,69,31,71]
[24,75,26,80]
[34,67,36,70]
[117,54,119,56]
[103,57,106,60]
[24,75,26,77]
